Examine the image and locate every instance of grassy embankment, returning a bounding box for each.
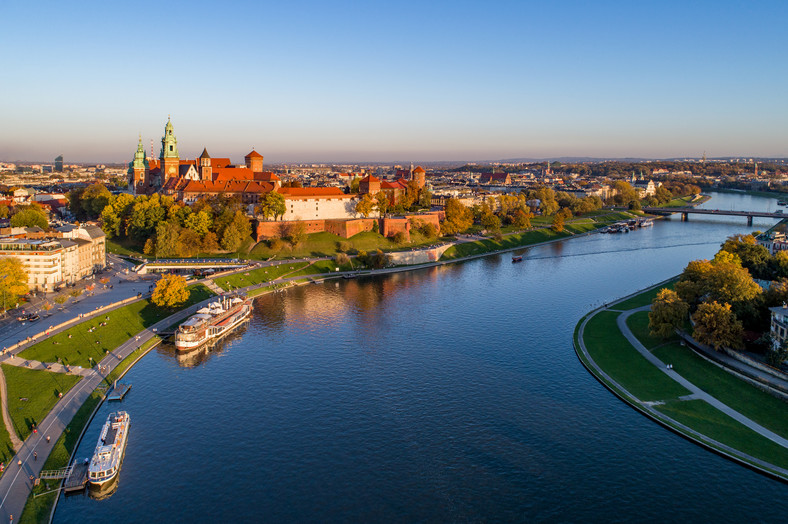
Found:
[440,211,636,261]
[17,284,213,369]
[19,336,161,524]
[577,284,788,477]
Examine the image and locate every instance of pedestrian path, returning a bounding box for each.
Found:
[617,306,788,449]
[0,368,22,452]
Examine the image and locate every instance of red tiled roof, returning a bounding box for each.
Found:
[245,150,263,158]
[360,175,380,183]
[212,166,255,181]
[413,166,426,173]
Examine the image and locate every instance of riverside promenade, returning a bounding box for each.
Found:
[575,298,788,482]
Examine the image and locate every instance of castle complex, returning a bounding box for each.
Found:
[128,118,439,240]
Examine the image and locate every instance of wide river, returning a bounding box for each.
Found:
[55,192,788,522]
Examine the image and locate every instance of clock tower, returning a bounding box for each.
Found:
[160,116,180,184]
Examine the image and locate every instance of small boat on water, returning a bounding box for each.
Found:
[174,295,252,351]
[88,411,130,489]
[512,255,523,263]
[779,201,787,206]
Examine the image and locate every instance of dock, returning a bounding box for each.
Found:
[38,462,89,492]
[64,462,89,492]
[107,381,132,401]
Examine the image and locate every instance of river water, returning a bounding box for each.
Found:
[54,192,788,523]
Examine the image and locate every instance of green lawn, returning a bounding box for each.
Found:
[214,262,309,291]
[288,260,352,277]
[18,284,213,368]
[106,238,145,257]
[0,404,15,467]
[2,365,82,441]
[655,399,788,471]
[440,228,572,260]
[582,311,689,401]
[652,342,788,440]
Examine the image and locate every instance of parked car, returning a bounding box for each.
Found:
[28,314,40,322]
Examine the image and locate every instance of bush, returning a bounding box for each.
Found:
[269,238,286,252]
[393,231,408,244]
[419,222,438,238]
[335,253,350,266]
[337,241,352,253]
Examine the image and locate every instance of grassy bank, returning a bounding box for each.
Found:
[2,365,82,441]
[19,336,161,524]
[214,262,309,291]
[578,282,788,480]
[18,285,213,369]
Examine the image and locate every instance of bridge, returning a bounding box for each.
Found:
[642,206,786,226]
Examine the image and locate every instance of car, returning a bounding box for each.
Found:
[28,314,40,322]
[17,313,31,321]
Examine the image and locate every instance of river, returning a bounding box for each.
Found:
[54,192,788,522]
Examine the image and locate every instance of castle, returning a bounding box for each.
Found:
[128,117,281,204]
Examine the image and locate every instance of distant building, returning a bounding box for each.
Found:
[55,155,63,172]
[479,172,512,185]
[769,305,788,351]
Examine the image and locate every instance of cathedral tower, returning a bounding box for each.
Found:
[129,135,148,194]
[160,116,180,184]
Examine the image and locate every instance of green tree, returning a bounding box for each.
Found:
[154,221,182,258]
[220,224,243,252]
[0,205,9,218]
[257,191,286,221]
[612,181,638,205]
[0,257,28,311]
[393,231,408,244]
[355,193,375,218]
[418,188,432,209]
[481,212,501,232]
[649,289,689,338]
[691,301,744,350]
[151,274,189,308]
[184,210,213,237]
[81,183,112,218]
[10,206,48,229]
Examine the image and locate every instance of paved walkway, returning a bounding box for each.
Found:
[617,306,788,449]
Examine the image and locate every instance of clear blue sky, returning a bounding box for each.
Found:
[1,0,786,163]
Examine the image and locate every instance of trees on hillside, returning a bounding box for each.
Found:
[441,198,473,236]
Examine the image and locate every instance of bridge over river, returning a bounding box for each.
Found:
[642,206,786,226]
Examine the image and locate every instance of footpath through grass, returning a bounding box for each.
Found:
[582,311,689,401]
[214,262,309,291]
[18,284,213,369]
[19,336,161,523]
[656,399,788,471]
[2,365,82,441]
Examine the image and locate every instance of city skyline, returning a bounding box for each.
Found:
[2,0,786,163]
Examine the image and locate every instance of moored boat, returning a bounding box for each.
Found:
[174,295,252,351]
[88,411,130,489]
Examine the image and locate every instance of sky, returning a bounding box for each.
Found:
[1,0,786,164]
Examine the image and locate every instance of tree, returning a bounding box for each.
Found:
[552,208,571,233]
[481,212,501,232]
[441,198,473,235]
[285,221,307,247]
[184,210,213,237]
[355,193,375,218]
[691,301,744,350]
[0,205,9,218]
[81,183,112,218]
[375,192,389,217]
[178,228,202,257]
[418,188,432,209]
[154,221,181,258]
[201,231,220,252]
[649,289,689,338]
[257,191,286,221]
[221,224,244,252]
[612,181,638,205]
[0,257,28,311]
[511,208,532,229]
[151,274,189,308]
[675,255,761,307]
[393,231,408,244]
[10,207,48,229]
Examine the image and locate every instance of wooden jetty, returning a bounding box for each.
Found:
[39,462,89,492]
[107,380,132,401]
[64,462,89,492]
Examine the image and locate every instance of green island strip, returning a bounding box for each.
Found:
[575,282,788,481]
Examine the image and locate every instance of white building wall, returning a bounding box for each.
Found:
[283,197,359,221]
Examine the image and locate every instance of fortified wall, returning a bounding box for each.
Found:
[255,212,443,241]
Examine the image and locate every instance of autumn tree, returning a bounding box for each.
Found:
[375,192,389,217]
[154,221,182,258]
[151,274,190,308]
[649,289,689,338]
[441,198,473,235]
[0,257,28,311]
[80,183,112,218]
[612,181,638,205]
[691,301,744,350]
[257,191,286,221]
[355,193,375,218]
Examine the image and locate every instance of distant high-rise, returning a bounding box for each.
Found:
[55,154,63,172]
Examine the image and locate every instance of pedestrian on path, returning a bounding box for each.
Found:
[33,452,36,461]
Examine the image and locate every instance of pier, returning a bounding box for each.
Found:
[107,381,132,401]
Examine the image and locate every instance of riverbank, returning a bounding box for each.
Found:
[575,281,788,483]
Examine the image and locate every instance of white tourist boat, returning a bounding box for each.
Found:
[174,295,252,351]
[88,411,130,488]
